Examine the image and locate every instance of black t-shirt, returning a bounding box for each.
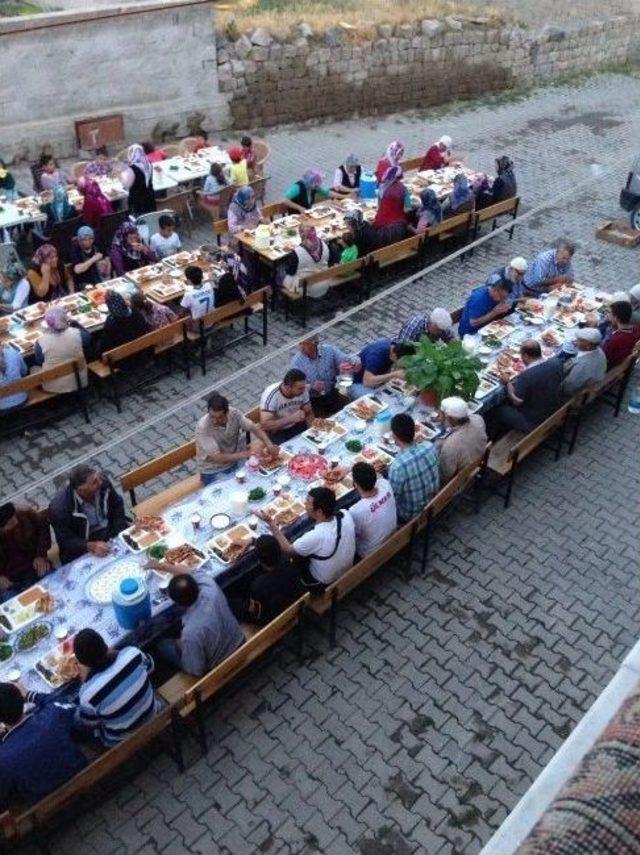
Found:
[71,242,102,288]
[248,560,303,625]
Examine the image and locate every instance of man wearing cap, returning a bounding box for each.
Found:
[523,240,576,296]
[458,279,513,338]
[560,328,607,398]
[420,136,453,171]
[485,257,528,303]
[397,308,454,345]
[437,398,488,482]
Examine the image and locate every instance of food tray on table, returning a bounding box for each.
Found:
[208,524,254,565]
[554,307,585,328]
[72,308,104,329]
[148,280,184,300]
[346,395,388,421]
[351,446,394,474]
[85,559,145,604]
[377,421,438,456]
[305,204,338,220]
[261,495,307,528]
[0,586,54,634]
[15,302,46,324]
[287,452,329,481]
[386,378,418,397]
[57,293,90,313]
[539,327,563,348]
[479,320,514,340]
[126,264,165,286]
[487,348,526,382]
[310,476,351,500]
[302,418,348,450]
[120,516,171,553]
[35,638,79,689]
[258,448,293,475]
[519,298,545,316]
[8,330,41,354]
[474,376,501,400]
[572,295,603,313]
[16,622,51,653]
[163,543,208,570]
[164,250,199,268]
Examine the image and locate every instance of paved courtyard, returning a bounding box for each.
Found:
[5,72,640,853]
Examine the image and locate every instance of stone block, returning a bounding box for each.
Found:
[234,34,252,58]
[250,47,269,61]
[378,24,393,38]
[446,16,463,31]
[250,27,272,47]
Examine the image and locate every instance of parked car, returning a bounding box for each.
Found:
[620,156,640,229]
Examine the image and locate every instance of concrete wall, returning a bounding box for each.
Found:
[0,0,229,162]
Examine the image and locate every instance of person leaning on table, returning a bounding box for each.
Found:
[388,414,440,524]
[457,278,513,338]
[0,502,52,601]
[522,239,576,297]
[195,392,277,486]
[436,397,488,483]
[349,339,414,400]
[560,327,606,398]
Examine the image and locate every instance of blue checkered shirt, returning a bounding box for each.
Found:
[397,313,454,344]
[389,442,440,522]
[289,343,351,395]
[523,249,574,296]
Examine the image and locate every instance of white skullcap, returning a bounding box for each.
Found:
[430,307,453,331]
[610,290,631,303]
[440,396,469,418]
[629,283,640,301]
[510,256,528,272]
[439,135,453,149]
[575,327,602,344]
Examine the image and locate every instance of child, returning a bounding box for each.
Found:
[149,214,181,259]
[339,231,359,264]
[203,163,228,205]
[142,141,167,164]
[241,135,257,176]
[180,265,215,329]
[227,147,250,186]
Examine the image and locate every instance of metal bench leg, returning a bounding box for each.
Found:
[504,465,517,509]
[111,371,121,414]
[262,304,268,346]
[170,709,185,772]
[297,605,305,663]
[329,592,337,648]
[194,690,207,756]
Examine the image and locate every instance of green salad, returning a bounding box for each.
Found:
[248,487,266,501]
[345,439,364,453]
[147,543,167,560]
[0,644,12,662]
[17,623,50,651]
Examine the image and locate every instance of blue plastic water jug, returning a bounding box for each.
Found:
[112,577,151,630]
[359,172,377,201]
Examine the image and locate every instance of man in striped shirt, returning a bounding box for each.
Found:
[74,629,160,747]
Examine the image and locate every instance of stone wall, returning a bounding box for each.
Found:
[0,0,229,162]
[218,16,640,129]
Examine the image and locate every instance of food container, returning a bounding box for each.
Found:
[336,374,353,396]
[373,410,393,436]
[112,577,151,631]
[543,298,558,319]
[359,172,377,201]
[230,490,249,517]
[254,224,271,249]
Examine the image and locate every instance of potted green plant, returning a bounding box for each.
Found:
[398,337,482,407]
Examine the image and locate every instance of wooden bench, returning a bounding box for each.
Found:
[368,233,424,280]
[0,702,182,846]
[281,258,368,327]
[307,520,416,647]
[425,211,474,258]
[399,156,424,171]
[487,401,572,508]
[0,360,89,433]
[471,196,520,248]
[87,318,189,413]
[185,288,268,375]
[159,595,310,753]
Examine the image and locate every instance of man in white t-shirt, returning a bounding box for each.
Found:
[348,462,397,557]
[260,368,314,444]
[258,486,355,588]
[149,214,182,259]
[180,265,215,327]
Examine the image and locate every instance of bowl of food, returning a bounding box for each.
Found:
[345,439,364,453]
[0,642,13,664]
[248,487,267,502]
[147,542,167,561]
[210,513,231,531]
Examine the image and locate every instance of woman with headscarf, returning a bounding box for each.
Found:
[38,184,78,238]
[375,141,405,183]
[109,223,157,277]
[120,144,156,215]
[215,250,249,307]
[420,135,453,172]
[129,292,177,330]
[282,225,333,299]
[227,186,265,236]
[372,166,412,244]
[26,244,71,303]
[83,147,116,181]
[0,159,17,202]
[442,172,475,218]
[477,155,517,209]
[333,154,361,195]
[0,344,28,411]
[0,258,30,314]
[285,169,332,210]
[33,308,89,394]
[411,189,443,234]
[100,290,150,354]
[80,179,114,229]
[71,225,111,289]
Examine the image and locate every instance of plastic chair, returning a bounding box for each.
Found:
[135,209,176,244]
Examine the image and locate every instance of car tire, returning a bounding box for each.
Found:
[631,207,640,231]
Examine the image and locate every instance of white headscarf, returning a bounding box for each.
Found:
[127,144,152,186]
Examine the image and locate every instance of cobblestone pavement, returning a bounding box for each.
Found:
[6,72,640,853]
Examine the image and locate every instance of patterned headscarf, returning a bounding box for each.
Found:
[451,173,473,210]
[299,225,323,263]
[496,155,514,175]
[77,225,94,240]
[230,186,256,214]
[83,179,109,203]
[84,156,112,180]
[302,169,324,190]
[105,290,131,319]
[0,256,25,305]
[379,165,403,199]
[419,189,443,224]
[127,144,152,186]
[385,141,405,166]
[32,244,58,268]
[344,209,364,229]
[111,223,144,262]
[44,307,69,333]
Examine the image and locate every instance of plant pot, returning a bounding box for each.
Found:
[419,388,440,408]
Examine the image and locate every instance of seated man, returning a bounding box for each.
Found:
[289,335,360,415]
[458,279,513,337]
[388,414,440,523]
[487,340,563,438]
[258,487,356,589]
[348,462,397,557]
[195,392,276,486]
[157,574,244,677]
[437,397,488,482]
[397,308,454,344]
[485,257,528,303]
[149,214,182,260]
[260,368,314,444]
[49,465,128,565]
[560,328,607,397]
[350,339,414,399]
[523,240,575,296]
[0,503,51,599]
[0,682,86,808]
[602,300,640,369]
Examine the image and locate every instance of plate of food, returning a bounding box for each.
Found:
[0,642,13,665]
[520,298,544,315]
[377,421,438,456]
[352,446,394,474]
[120,515,171,553]
[17,302,47,324]
[16,622,51,652]
[474,376,501,400]
[85,560,144,604]
[163,543,208,570]
[288,452,329,481]
[554,307,585,328]
[302,418,348,449]
[73,309,104,329]
[488,349,526,382]
[208,524,254,564]
[0,586,55,634]
[540,327,563,348]
[479,320,514,340]
[261,495,307,528]
[258,448,293,475]
[346,395,388,422]
[310,477,351,500]
[35,638,79,689]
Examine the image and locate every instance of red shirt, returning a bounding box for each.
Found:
[373,182,409,227]
[603,326,640,369]
[420,144,447,171]
[375,157,393,183]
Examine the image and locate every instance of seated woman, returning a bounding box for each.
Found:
[285,169,332,210]
[372,166,412,244]
[0,159,17,202]
[109,223,157,276]
[130,292,177,330]
[227,186,265,236]
[216,250,250,303]
[38,155,68,193]
[202,162,228,206]
[282,225,332,299]
[227,147,250,186]
[420,135,453,171]
[38,185,78,239]
[0,259,30,315]
[0,345,28,412]
[80,179,114,230]
[410,188,443,234]
[71,225,111,289]
[26,245,72,303]
[476,155,517,209]
[333,154,361,196]
[442,173,475,218]
[100,290,150,354]
[83,147,117,181]
[33,308,89,393]
[344,209,382,257]
[375,141,405,183]
[142,141,167,164]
